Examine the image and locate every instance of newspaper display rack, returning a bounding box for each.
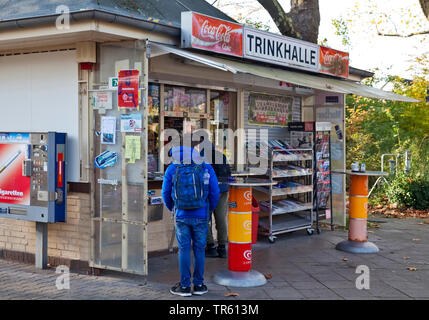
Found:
[254,142,314,243]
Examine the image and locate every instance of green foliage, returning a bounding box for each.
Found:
[346,75,429,175]
[346,62,429,209]
[238,17,271,32]
[385,172,429,210]
[332,17,351,47]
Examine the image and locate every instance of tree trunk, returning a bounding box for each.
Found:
[420,0,429,20]
[257,0,320,44]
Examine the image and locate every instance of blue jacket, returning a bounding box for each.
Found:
[162,146,220,219]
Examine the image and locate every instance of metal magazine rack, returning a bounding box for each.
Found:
[314,130,334,233]
[254,143,314,243]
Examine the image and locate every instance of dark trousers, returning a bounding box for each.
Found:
[207,191,228,247]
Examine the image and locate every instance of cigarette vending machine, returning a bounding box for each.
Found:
[0,132,67,223]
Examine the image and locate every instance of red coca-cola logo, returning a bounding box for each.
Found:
[191,13,243,57]
[319,46,349,77]
[200,20,233,44]
[323,53,344,66]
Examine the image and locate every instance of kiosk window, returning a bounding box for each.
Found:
[164,85,206,114]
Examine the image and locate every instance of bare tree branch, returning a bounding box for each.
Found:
[377,30,429,37]
[256,0,297,37]
[374,0,429,37]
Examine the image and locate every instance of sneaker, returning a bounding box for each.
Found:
[217,245,227,258]
[193,284,208,295]
[205,244,218,258]
[170,283,192,297]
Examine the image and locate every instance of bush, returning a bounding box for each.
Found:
[385,172,429,210]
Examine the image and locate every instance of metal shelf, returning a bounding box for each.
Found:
[259,214,312,234]
[256,146,314,241]
[272,171,313,178]
[254,185,313,196]
[272,156,313,162]
[260,202,313,215]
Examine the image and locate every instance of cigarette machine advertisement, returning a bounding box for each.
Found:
[0,132,67,223]
[0,142,30,205]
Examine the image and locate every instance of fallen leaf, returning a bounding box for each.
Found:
[225,292,239,297]
[368,230,374,233]
[343,258,348,262]
[407,267,417,271]
[264,273,272,279]
[403,256,410,260]
[412,238,420,242]
[137,284,144,287]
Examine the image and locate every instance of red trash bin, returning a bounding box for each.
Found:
[251,196,260,244]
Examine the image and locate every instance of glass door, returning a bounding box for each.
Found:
[90,41,148,275]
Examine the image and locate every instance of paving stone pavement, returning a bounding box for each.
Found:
[0,216,428,300]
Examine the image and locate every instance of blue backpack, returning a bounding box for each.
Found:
[172,163,209,210]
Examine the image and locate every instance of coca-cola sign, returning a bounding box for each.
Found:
[181,11,243,57]
[181,11,349,78]
[319,46,349,78]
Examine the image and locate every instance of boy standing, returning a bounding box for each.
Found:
[205,146,231,258]
[162,145,219,297]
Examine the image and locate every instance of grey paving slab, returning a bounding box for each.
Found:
[331,288,377,299]
[265,287,305,299]
[289,281,326,290]
[0,216,428,300]
[298,288,344,300]
[319,280,355,289]
[310,272,350,282]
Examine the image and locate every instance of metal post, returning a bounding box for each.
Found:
[404,150,411,173]
[142,39,149,276]
[329,131,334,231]
[389,159,396,175]
[121,124,128,271]
[35,222,48,269]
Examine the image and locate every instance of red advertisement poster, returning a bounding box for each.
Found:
[0,143,30,205]
[185,12,243,57]
[319,46,349,78]
[118,70,140,109]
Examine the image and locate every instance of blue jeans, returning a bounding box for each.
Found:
[175,217,208,288]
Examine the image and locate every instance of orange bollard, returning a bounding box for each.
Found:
[228,186,252,272]
[336,172,379,253]
[349,175,369,242]
[214,180,274,287]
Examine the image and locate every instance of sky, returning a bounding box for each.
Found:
[211,0,429,80]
